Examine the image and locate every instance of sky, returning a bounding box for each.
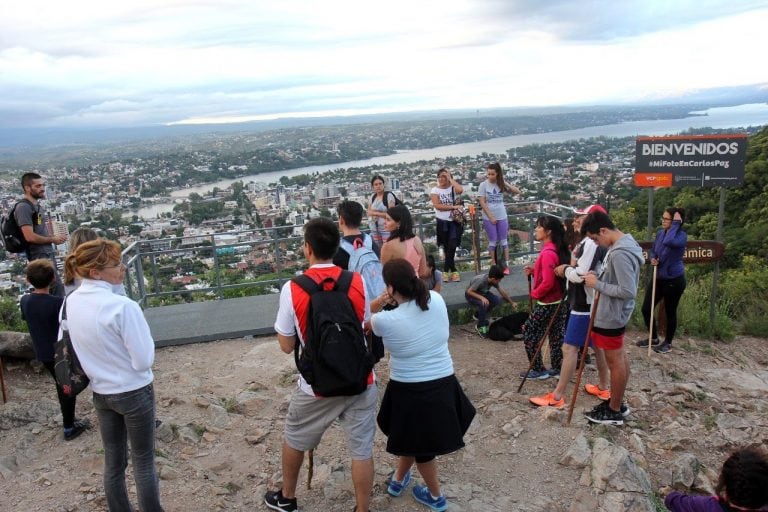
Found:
[1,0,768,129]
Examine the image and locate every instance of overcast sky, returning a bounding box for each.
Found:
[1,0,767,129]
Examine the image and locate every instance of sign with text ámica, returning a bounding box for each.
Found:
[638,240,725,264]
[634,134,747,188]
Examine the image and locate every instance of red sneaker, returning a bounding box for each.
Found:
[584,383,611,401]
[529,392,565,409]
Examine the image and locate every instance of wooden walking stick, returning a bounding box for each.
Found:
[527,274,533,313]
[566,292,601,425]
[647,265,658,358]
[517,300,563,393]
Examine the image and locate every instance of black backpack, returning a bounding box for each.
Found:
[1,200,32,253]
[371,190,402,207]
[293,271,374,397]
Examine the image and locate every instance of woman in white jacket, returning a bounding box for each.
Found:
[64,239,163,512]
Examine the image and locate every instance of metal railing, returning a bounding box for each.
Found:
[122,199,576,308]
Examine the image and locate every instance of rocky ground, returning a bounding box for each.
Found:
[0,327,766,512]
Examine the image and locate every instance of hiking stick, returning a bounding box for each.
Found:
[517,300,563,393]
[527,275,533,313]
[566,292,601,425]
[307,448,314,489]
[647,265,658,358]
[0,356,6,403]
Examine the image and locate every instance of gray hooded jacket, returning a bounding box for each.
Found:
[593,233,644,330]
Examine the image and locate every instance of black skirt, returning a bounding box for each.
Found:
[377,374,476,458]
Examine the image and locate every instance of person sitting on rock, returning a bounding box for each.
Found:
[664,445,768,511]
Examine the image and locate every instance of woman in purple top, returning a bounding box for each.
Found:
[665,445,768,511]
[637,207,687,354]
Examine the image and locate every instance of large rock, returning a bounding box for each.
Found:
[590,438,653,494]
[0,331,34,359]
[670,453,700,489]
[560,434,591,468]
[0,401,58,430]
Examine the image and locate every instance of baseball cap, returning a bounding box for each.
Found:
[574,204,607,215]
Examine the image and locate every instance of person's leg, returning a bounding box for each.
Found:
[44,361,76,429]
[444,235,458,273]
[280,443,305,499]
[351,458,373,512]
[465,294,488,326]
[116,385,163,512]
[483,219,497,265]
[495,219,509,265]
[661,276,686,344]
[415,458,441,498]
[548,304,568,372]
[93,393,132,512]
[394,456,415,482]
[593,348,610,390]
[552,344,579,400]
[486,292,501,318]
[605,346,629,412]
[522,304,550,372]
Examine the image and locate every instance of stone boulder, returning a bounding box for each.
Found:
[0,331,34,359]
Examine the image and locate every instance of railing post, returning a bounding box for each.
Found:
[273,228,282,274]
[150,246,160,298]
[211,234,222,298]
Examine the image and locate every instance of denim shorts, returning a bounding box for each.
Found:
[284,384,377,460]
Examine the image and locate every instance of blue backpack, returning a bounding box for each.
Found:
[340,234,385,300]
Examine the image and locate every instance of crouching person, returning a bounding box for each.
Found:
[266,217,378,512]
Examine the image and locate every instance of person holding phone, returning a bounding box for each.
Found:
[430,168,464,282]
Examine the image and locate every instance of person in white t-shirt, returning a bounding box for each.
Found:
[430,168,464,283]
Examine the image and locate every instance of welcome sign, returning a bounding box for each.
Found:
[634,134,747,188]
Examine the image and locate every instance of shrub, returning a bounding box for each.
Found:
[0,297,27,332]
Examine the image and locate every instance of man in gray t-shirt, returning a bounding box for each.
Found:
[14,173,67,296]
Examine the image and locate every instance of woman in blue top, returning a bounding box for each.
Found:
[368,259,475,512]
[638,207,687,354]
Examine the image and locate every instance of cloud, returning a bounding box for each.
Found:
[1,0,767,128]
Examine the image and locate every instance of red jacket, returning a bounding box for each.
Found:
[531,242,564,303]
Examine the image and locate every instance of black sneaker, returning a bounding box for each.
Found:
[585,403,624,425]
[585,400,630,418]
[265,489,298,512]
[635,337,659,347]
[653,342,672,354]
[63,421,88,441]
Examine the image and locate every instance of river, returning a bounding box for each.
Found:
[133,103,768,218]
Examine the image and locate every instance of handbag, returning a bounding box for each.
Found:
[53,299,90,397]
[450,188,467,226]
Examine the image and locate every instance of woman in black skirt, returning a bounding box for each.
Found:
[367,259,475,512]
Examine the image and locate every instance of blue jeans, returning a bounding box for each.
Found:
[465,291,501,327]
[93,383,163,512]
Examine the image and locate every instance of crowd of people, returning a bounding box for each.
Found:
[11,167,763,512]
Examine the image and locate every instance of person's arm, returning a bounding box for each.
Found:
[662,221,687,248]
[496,284,515,304]
[465,280,489,305]
[415,237,429,279]
[367,193,385,219]
[477,182,495,222]
[589,252,638,299]
[431,192,459,212]
[380,240,393,265]
[20,224,66,245]
[530,251,558,299]
[274,282,298,354]
[120,302,156,371]
[505,183,521,195]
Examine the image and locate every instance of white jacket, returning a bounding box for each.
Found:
[62,279,155,394]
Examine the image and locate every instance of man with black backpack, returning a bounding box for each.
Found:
[267,217,377,512]
[13,173,67,296]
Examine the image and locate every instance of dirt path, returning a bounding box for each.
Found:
[1,327,766,511]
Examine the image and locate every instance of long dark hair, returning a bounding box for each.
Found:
[426,253,437,280]
[536,215,570,265]
[382,259,430,311]
[487,162,507,192]
[387,204,415,242]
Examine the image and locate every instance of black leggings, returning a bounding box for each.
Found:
[43,361,76,428]
[641,274,686,343]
